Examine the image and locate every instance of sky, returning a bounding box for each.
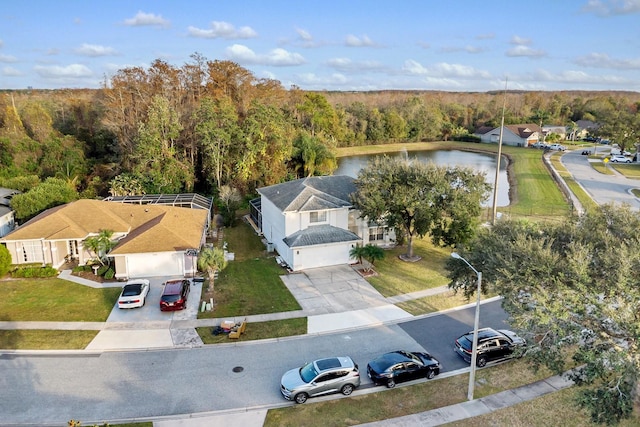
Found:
[1,0,639,92]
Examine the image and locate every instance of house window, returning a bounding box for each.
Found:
[310,211,327,223]
[369,226,385,241]
[21,241,43,263]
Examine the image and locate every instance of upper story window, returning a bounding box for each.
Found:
[310,211,327,223]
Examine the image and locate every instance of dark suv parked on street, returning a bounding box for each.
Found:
[454,328,525,367]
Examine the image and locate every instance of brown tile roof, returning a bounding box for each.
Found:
[2,199,208,254]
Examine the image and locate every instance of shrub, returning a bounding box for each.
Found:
[11,265,58,278]
[97,265,109,276]
[104,268,115,280]
[0,244,11,277]
[454,134,481,143]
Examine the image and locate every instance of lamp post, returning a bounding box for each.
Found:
[451,252,482,401]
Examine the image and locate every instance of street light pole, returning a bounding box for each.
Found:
[451,252,482,401]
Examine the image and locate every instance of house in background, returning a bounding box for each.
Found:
[542,125,567,140]
[475,123,542,147]
[0,188,19,238]
[0,198,209,279]
[255,175,395,272]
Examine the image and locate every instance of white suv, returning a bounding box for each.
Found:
[610,155,631,163]
[548,143,566,151]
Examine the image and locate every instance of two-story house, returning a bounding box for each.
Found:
[256,175,395,271]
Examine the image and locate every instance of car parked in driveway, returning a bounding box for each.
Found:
[280,356,361,404]
[117,279,150,309]
[610,155,631,163]
[159,279,190,311]
[454,328,526,367]
[367,350,440,388]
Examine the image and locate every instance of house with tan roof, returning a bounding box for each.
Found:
[255,175,395,271]
[475,123,542,147]
[0,199,209,279]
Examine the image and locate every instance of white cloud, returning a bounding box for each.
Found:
[0,53,17,63]
[476,32,495,40]
[402,60,491,79]
[188,21,257,39]
[582,0,640,16]
[2,66,22,76]
[225,44,305,66]
[0,39,3,48]
[440,45,487,54]
[34,64,93,79]
[75,43,118,57]
[510,35,531,45]
[574,52,640,69]
[326,57,385,72]
[123,11,170,28]
[345,34,376,47]
[506,45,546,57]
[295,72,349,87]
[296,28,312,41]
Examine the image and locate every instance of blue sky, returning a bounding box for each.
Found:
[1,0,639,92]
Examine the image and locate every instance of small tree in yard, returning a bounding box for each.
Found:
[83,229,115,266]
[362,244,385,272]
[197,247,227,293]
[349,244,367,265]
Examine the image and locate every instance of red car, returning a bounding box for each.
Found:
[159,279,190,311]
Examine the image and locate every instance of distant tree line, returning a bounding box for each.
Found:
[0,52,639,221]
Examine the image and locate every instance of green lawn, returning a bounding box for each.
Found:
[0,278,120,322]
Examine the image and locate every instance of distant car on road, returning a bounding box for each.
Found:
[367,350,440,388]
[547,143,566,151]
[610,155,631,163]
[118,279,150,309]
[280,356,361,404]
[454,328,526,367]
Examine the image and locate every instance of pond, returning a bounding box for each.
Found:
[334,149,510,207]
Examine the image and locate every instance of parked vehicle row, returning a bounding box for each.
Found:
[280,350,441,404]
[530,142,566,151]
[117,278,191,311]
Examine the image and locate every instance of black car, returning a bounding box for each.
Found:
[366,350,440,388]
[454,328,526,367]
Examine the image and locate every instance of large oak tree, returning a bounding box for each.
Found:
[447,204,640,424]
[351,155,490,259]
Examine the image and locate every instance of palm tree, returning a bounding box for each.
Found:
[349,244,367,265]
[197,247,227,293]
[362,244,385,272]
[83,229,115,266]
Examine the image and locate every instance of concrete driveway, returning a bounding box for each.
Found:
[280,265,412,334]
[86,276,204,350]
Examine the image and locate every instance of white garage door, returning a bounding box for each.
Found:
[127,252,184,278]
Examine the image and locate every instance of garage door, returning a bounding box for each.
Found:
[127,252,184,278]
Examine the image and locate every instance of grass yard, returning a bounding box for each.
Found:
[367,238,451,297]
[0,278,120,322]
[196,318,307,344]
[0,330,98,350]
[610,163,640,178]
[198,221,301,319]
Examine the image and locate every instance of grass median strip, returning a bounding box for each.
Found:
[0,330,98,350]
[196,318,307,344]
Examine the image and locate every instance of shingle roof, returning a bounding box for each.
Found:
[257,175,356,212]
[504,124,542,138]
[1,199,208,254]
[283,224,361,248]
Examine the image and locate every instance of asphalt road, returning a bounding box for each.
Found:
[0,300,508,425]
[561,147,640,209]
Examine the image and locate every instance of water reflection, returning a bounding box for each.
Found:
[334,149,510,207]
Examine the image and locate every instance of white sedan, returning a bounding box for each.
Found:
[117,279,151,309]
